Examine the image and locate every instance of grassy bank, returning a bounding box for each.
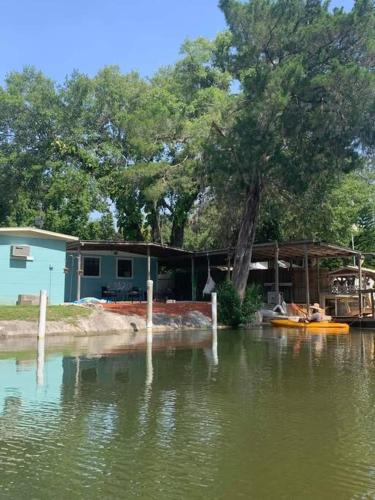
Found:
[0,305,91,322]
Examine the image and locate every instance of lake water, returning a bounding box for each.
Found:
[1,327,375,499]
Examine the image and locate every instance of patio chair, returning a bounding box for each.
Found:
[127,286,143,303]
[101,286,118,303]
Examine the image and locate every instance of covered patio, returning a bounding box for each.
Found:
[65,238,374,320]
[191,240,369,318]
[65,240,191,303]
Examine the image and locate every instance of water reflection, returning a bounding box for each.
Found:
[0,328,375,499]
[145,331,153,388]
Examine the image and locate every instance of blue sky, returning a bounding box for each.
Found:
[1,0,354,84]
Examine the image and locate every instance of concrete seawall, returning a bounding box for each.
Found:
[0,307,212,338]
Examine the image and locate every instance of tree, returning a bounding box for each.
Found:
[112,39,231,246]
[207,0,375,298]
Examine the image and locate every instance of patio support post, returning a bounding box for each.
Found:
[317,258,320,302]
[76,249,82,301]
[191,256,196,301]
[147,245,151,281]
[304,245,310,314]
[358,254,363,318]
[227,251,231,281]
[274,242,280,304]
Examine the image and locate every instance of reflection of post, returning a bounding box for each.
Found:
[146,332,153,387]
[36,336,45,386]
[147,280,153,329]
[211,292,217,329]
[212,328,218,366]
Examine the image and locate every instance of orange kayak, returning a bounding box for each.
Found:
[271,319,349,333]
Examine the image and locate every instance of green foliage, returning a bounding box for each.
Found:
[241,284,263,325]
[0,1,374,259]
[217,281,263,326]
[217,281,242,327]
[205,0,375,296]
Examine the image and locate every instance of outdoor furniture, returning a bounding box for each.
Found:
[101,286,119,303]
[112,281,131,301]
[127,286,143,302]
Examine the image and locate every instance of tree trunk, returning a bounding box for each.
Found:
[232,176,262,300]
[169,192,198,247]
[170,219,185,248]
[150,203,163,244]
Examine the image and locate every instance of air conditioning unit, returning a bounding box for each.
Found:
[11,245,31,260]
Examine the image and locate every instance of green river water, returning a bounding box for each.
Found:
[1,327,375,499]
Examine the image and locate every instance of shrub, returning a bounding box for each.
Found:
[217,280,242,327]
[241,283,263,325]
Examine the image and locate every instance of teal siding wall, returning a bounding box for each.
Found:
[65,254,158,302]
[0,236,67,305]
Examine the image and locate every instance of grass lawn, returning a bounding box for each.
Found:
[0,305,92,322]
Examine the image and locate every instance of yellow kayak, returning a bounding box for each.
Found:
[271,319,349,333]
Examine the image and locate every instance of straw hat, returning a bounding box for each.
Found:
[311,303,324,311]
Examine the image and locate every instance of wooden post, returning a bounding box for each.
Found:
[371,290,375,319]
[304,245,310,314]
[191,256,196,301]
[227,251,231,281]
[38,290,47,338]
[290,259,294,302]
[146,279,153,329]
[316,258,320,302]
[358,254,363,318]
[211,292,217,329]
[147,245,151,281]
[76,250,82,301]
[274,242,280,304]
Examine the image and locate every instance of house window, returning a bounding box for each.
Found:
[117,258,133,278]
[83,257,100,277]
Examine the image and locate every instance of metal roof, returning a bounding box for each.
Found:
[328,266,375,278]
[194,240,361,262]
[67,239,361,263]
[67,240,192,259]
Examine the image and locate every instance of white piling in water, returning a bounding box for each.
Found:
[146,280,153,330]
[211,292,217,330]
[38,290,48,339]
[36,336,45,386]
[212,327,218,366]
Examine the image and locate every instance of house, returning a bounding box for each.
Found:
[64,241,181,303]
[0,227,78,305]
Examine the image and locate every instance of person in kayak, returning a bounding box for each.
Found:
[299,303,324,323]
[309,303,324,322]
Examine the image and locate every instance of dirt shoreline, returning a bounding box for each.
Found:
[0,307,212,338]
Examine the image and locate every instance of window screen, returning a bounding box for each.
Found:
[83,257,100,277]
[117,259,132,278]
